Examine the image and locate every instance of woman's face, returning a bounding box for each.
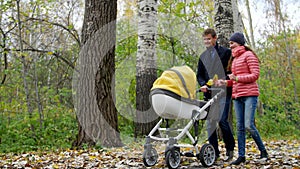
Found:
[229,41,240,49]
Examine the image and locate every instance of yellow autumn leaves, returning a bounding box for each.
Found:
[206,74,218,86]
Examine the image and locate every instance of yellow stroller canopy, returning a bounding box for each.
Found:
[151,65,197,99]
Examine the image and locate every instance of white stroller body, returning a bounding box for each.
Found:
[142,66,224,169]
[151,91,208,120]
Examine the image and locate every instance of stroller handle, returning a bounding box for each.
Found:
[196,87,224,93]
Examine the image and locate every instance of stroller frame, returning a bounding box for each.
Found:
[142,88,224,169]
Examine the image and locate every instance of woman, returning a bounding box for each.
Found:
[217,32,268,165]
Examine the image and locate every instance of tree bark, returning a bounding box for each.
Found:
[232,0,243,33]
[73,0,123,148]
[214,0,234,48]
[135,0,159,138]
[214,0,234,138]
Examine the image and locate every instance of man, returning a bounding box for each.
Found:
[197,28,235,161]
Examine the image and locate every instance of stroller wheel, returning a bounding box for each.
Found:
[198,143,215,167]
[165,149,181,169]
[142,147,158,167]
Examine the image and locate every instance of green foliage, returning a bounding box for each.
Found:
[258,107,300,140]
[0,109,77,153]
[158,0,214,27]
[255,30,300,140]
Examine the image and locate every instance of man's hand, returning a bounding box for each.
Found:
[200,85,208,92]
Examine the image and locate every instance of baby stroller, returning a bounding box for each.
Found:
[142,65,224,168]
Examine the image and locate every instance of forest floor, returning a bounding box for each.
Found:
[0,140,299,169]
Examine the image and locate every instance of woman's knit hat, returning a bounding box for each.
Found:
[229,32,245,45]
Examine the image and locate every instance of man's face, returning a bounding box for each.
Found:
[203,34,217,48]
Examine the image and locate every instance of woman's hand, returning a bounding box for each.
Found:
[229,74,238,81]
[215,79,227,86]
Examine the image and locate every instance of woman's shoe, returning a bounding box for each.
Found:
[230,156,246,165]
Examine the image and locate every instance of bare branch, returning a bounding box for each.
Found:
[25,17,81,46]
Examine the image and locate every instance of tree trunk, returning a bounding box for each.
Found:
[16,0,35,132]
[31,0,44,130]
[214,0,234,48]
[214,0,234,138]
[135,0,159,138]
[232,0,243,33]
[72,0,123,148]
[244,0,255,48]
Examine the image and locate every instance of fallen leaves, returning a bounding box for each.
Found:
[0,140,299,168]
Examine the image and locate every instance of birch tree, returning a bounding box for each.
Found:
[213,0,235,137]
[135,0,159,137]
[214,0,234,48]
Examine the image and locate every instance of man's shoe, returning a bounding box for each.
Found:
[259,150,269,162]
[224,150,233,162]
[215,155,220,161]
[214,155,222,165]
[230,156,246,165]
